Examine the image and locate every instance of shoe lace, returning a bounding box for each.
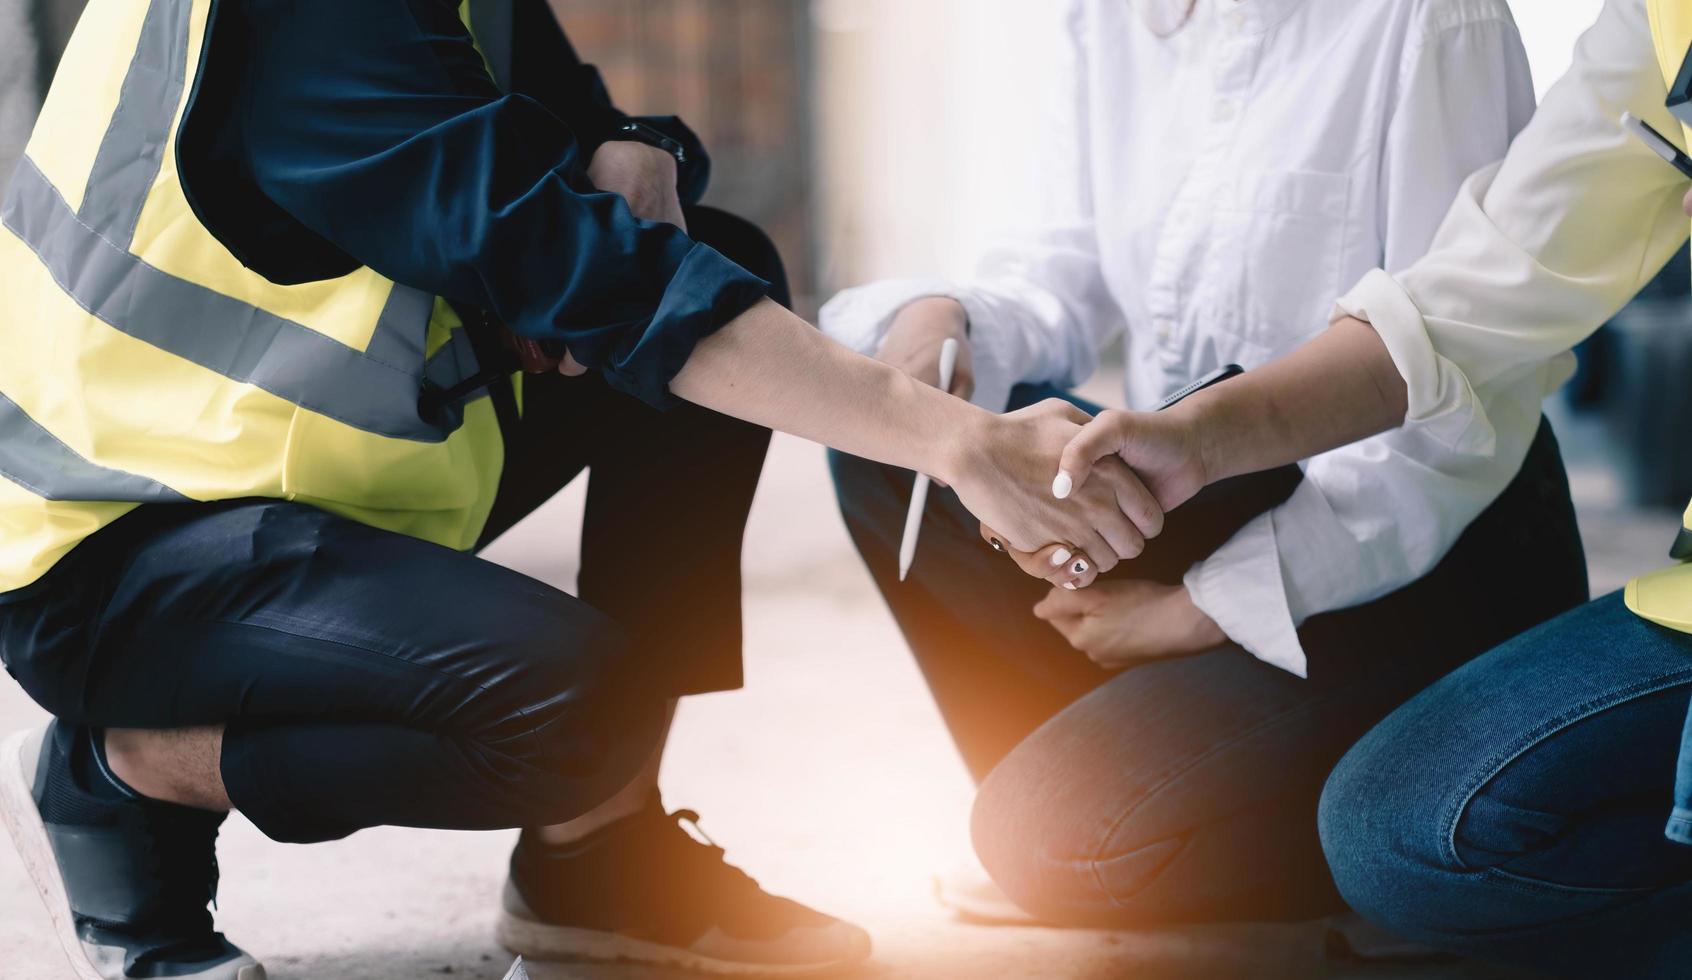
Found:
[666,809,760,893]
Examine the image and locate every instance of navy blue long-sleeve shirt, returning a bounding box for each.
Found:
[176,0,769,407]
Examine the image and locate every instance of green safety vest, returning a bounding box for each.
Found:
[0,0,519,593]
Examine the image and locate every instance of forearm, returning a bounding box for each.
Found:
[670,298,985,481]
[1178,316,1408,484]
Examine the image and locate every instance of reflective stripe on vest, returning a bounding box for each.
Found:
[0,0,510,592]
[2,159,473,445]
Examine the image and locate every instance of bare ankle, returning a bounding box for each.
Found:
[105,727,233,812]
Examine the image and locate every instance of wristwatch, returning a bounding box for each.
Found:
[615,121,687,165]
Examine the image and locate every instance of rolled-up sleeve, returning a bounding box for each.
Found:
[237,0,768,407]
[1338,0,1688,442]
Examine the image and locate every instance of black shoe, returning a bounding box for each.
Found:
[498,798,871,976]
[0,724,264,980]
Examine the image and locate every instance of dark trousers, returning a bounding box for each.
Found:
[829,385,1590,926]
[0,206,782,844]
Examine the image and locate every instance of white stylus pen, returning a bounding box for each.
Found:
[897,337,961,582]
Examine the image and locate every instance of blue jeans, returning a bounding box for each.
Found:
[1320,592,1692,977]
[830,384,1589,926]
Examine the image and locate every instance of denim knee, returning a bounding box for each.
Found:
[971,753,1189,925]
[1318,736,1446,936]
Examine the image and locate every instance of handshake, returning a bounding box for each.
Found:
[881,297,1214,593]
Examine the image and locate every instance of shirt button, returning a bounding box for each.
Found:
[1213,101,1238,123]
[1155,320,1174,342]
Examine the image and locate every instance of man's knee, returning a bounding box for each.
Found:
[460,606,665,825]
[685,206,791,308]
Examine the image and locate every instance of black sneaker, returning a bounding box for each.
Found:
[0,724,264,980]
[498,799,871,975]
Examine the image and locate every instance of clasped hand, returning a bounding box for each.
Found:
[951,397,1166,589]
[550,139,690,378]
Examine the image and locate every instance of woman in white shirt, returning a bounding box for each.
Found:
[825,0,1591,927]
[1056,0,1692,969]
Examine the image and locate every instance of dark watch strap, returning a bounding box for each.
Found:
[615,121,687,165]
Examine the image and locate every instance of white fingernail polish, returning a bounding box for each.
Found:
[1052,471,1073,499]
[1050,548,1073,567]
[1064,582,1077,591]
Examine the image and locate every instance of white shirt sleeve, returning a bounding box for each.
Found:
[817,0,1125,414]
[1186,3,1542,678]
[1342,0,1688,440]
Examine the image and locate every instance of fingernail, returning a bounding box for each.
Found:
[1071,559,1089,575]
[1050,548,1073,567]
[1063,582,1077,591]
[1052,471,1073,499]
[989,537,1004,552]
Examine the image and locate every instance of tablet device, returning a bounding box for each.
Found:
[1670,39,1692,129]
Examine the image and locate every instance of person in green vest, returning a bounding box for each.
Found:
[1049,0,1692,972]
[0,2,1163,979]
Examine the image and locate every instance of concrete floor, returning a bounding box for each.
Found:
[0,396,1671,980]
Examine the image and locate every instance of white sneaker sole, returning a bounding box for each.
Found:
[0,728,265,980]
[496,908,867,978]
[0,728,104,980]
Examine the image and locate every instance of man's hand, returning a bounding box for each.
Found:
[1034,579,1226,670]
[876,297,974,399]
[588,140,686,232]
[557,139,687,375]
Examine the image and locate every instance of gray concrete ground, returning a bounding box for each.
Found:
[0,393,1667,979]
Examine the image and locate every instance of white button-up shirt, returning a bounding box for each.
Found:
[1339,0,1682,483]
[821,0,1539,677]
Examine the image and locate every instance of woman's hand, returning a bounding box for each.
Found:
[875,297,974,399]
[1053,408,1210,513]
[947,398,1165,575]
[976,523,1103,590]
[1033,579,1226,670]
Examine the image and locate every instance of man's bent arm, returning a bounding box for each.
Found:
[235,0,759,408]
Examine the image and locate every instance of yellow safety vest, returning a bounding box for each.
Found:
[0,0,518,594]
[1630,0,1692,632]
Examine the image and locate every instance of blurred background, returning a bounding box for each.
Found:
[0,2,1687,977]
[524,0,1691,536]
